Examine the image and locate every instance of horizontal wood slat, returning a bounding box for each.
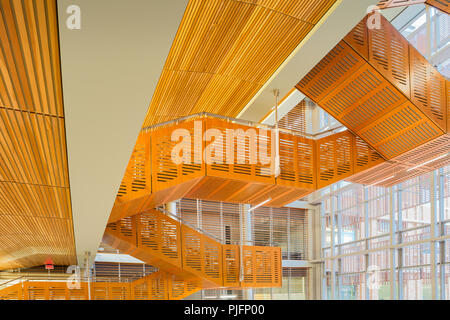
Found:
[143,0,337,126]
[0,0,75,270]
[296,14,448,160]
[378,0,449,14]
[110,114,384,223]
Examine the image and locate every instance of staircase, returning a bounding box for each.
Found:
[104,209,282,289]
[110,113,384,223]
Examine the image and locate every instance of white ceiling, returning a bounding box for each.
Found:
[237,0,380,123]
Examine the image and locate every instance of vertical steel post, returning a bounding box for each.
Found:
[438,168,445,300]
[430,171,437,299]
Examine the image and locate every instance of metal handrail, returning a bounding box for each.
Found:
[141,112,346,140]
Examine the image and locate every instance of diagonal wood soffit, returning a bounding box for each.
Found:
[0,0,76,270]
[142,0,338,127]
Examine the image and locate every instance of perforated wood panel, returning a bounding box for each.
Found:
[347,133,450,187]
[104,209,283,289]
[427,0,450,13]
[278,99,308,134]
[204,117,275,185]
[0,283,22,300]
[117,132,151,203]
[0,0,75,269]
[241,246,282,288]
[110,114,386,223]
[354,136,385,174]
[152,118,205,191]
[278,132,316,189]
[222,244,240,287]
[409,45,447,130]
[296,14,447,160]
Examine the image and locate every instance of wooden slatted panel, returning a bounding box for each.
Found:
[426,0,450,13]
[347,133,450,187]
[278,100,307,134]
[0,283,22,300]
[136,211,182,267]
[410,45,447,130]
[152,118,205,192]
[241,246,282,287]
[222,244,240,287]
[143,0,337,126]
[296,14,447,160]
[181,224,223,286]
[0,0,75,269]
[315,131,354,188]
[205,117,275,184]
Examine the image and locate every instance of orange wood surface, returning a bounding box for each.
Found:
[0,0,75,270]
[296,15,448,161]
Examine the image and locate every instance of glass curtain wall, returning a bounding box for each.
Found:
[321,165,450,300]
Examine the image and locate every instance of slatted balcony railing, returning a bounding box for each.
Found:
[104,208,283,289]
[377,0,449,14]
[296,14,450,187]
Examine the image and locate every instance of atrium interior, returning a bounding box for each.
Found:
[0,0,448,301]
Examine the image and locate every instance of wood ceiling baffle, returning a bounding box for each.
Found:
[142,0,338,127]
[0,0,76,270]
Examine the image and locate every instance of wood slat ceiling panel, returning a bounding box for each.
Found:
[0,0,75,270]
[143,0,337,126]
